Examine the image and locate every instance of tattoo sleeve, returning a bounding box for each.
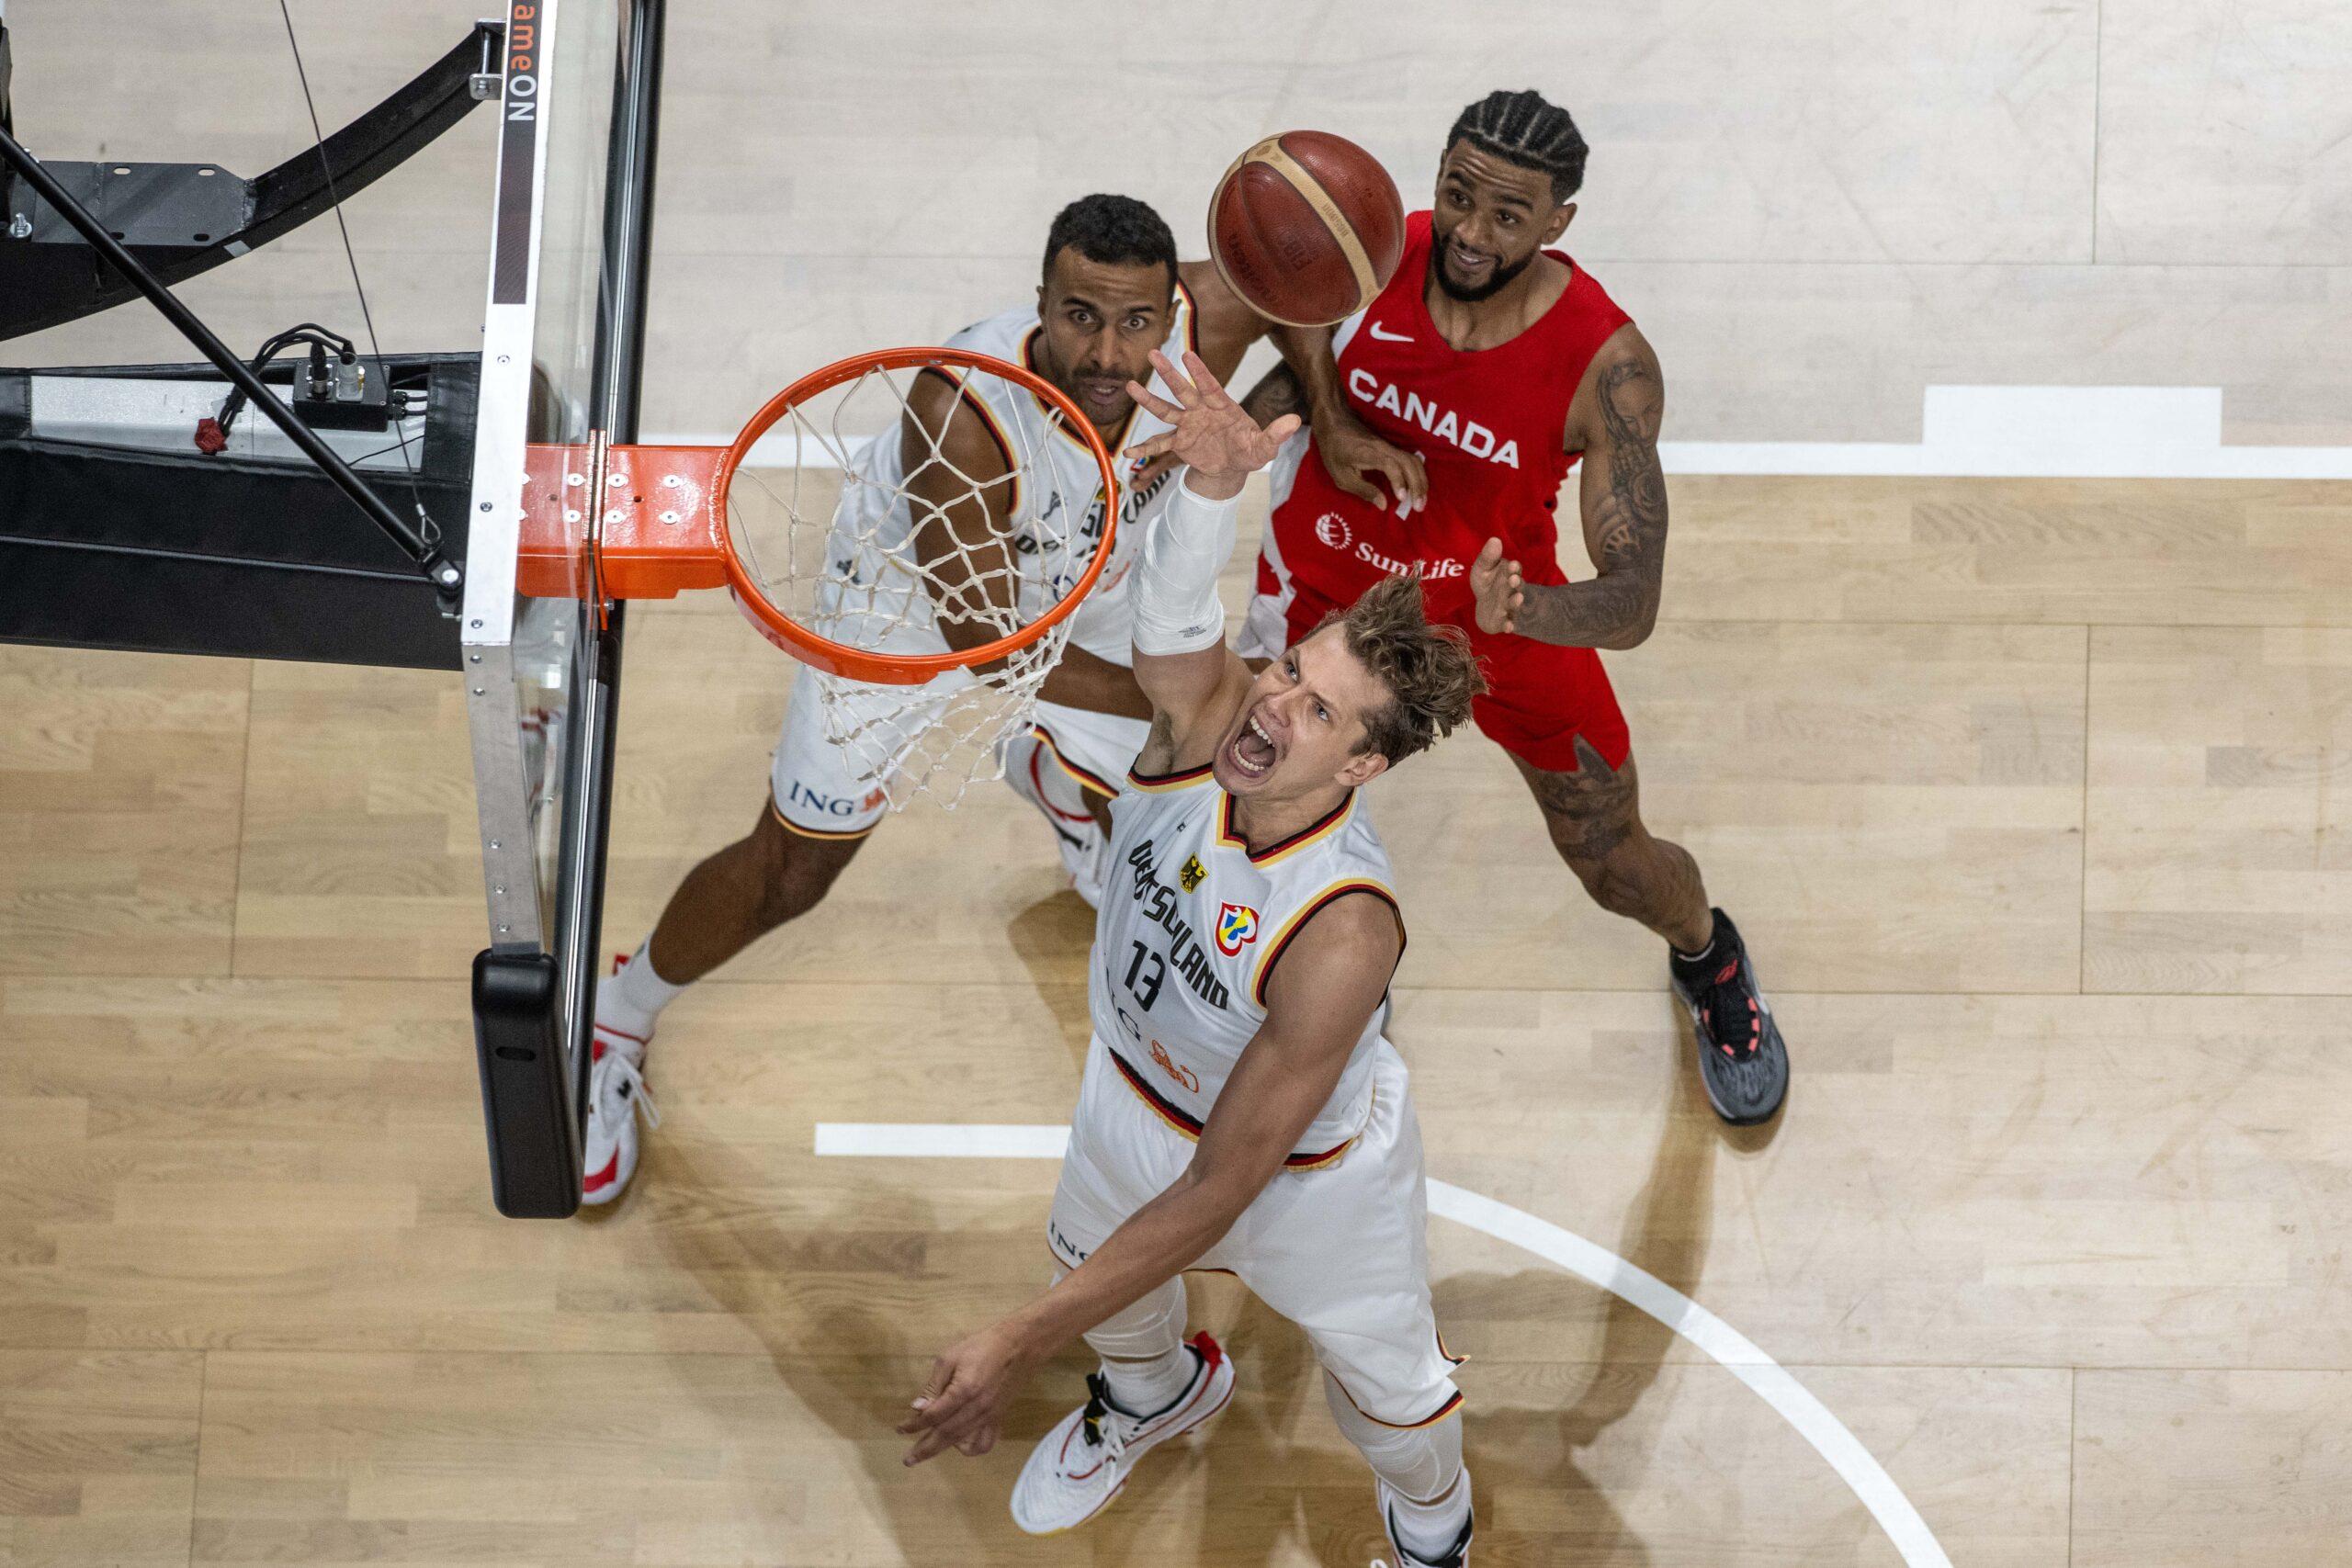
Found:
[1509,355,1669,651]
[1239,361,1306,429]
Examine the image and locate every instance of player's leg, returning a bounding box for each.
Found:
[1233,1046,1474,1566]
[1324,1376,1474,1568]
[582,669,882,1201]
[1483,639,1790,1125]
[1511,736,1709,949]
[634,792,869,987]
[1001,705,1146,906]
[1012,1042,1237,1534]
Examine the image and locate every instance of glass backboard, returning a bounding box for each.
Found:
[461,0,655,1218]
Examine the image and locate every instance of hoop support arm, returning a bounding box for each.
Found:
[516,442,727,601]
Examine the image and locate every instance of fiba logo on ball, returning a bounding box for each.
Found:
[1315,512,1351,550]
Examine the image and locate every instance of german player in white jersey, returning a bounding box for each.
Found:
[579,197,1269,1203]
[898,350,1487,1568]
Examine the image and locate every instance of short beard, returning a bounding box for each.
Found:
[1431,239,1535,303]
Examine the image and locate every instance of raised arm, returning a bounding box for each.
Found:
[899,373,1151,718]
[1119,350,1297,759]
[896,891,1402,1463]
[1468,326,1668,651]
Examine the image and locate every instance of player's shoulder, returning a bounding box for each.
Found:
[1260,860,1403,1003]
[1589,320,1659,378]
[901,360,1012,474]
[1278,799,1399,904]
[1571,317,1665,430]
[944,299,1038,355]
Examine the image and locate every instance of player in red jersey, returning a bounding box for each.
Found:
[1239,89,1789,1124]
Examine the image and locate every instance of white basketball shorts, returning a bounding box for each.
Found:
[768,661,1150,838]
[1048,1033,1464,1429]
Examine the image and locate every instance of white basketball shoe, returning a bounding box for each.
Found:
[1010,1331,1235,1535]
[582,956,661,1205]
[1373,1478,1476,1568]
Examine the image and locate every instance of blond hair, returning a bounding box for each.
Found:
[1315,574,1485,764]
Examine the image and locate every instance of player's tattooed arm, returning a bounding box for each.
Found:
[1473,332,1667,651]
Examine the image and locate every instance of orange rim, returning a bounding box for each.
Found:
[715,346,1123,686]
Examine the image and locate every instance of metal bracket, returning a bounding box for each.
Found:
[0,17,504,341]
[515,442,728,603]
[6,159,248,248]
[468,17,503,99]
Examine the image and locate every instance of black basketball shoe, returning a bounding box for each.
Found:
[1669,908,1789,1125]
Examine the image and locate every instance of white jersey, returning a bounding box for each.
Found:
[1089,760,1403,1165]
[825,288,1199,665]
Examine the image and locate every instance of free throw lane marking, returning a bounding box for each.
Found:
[814,1121,1951,1568]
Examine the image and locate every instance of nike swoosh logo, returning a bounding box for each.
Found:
[1365,321,1413,343]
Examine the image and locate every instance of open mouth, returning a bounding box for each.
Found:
[1446,241,1496,278]
[1222,706,1280,782]
[1076,377,1127,412]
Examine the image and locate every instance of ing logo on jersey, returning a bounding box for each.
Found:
[1180,855,1207,893]
[1215,902,1261,956]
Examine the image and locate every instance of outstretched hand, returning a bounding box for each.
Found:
[1470,536,1523,636]
[1124,349,1302,495]
[897,1320,1037,1466]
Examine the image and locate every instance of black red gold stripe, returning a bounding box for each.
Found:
[769,795,877,841]
[1174,276,1202,360]
[1126,760,1215,793]
[1250,880,1406,1006]
[1027,722,1119,799]
[1330,1371,1465,1431]
[1108,1048,1353,1169]
[1217,789,1353,865]
[912,363,1023,516]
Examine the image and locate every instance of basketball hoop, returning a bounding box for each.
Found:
[515,346,1124,807]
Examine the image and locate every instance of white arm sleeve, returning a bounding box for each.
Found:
[1132,469,1239,658]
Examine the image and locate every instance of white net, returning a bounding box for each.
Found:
[726,355,1114,809]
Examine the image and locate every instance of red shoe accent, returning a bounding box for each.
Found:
[589,1022,649,1064]
[1189,1330,1225,1371]
[1714,960,1739,986]
[611,952,631,975]
[582,1150,620,1194]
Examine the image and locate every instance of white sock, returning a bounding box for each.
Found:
[596,937,684,1043]
[1100,1344,1196,1417]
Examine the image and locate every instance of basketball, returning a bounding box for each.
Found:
[1208,130,1406,328]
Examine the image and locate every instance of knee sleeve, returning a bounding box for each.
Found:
[1323,1370,1464,1502]
[1060,1268,1187,1363]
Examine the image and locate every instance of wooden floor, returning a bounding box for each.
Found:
[6,475,2352,1566]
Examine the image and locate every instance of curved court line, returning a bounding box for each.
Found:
[814,1122,1952,1568]
[1423,1180,1951,1568]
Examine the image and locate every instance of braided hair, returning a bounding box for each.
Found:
[1444,90,1589,204]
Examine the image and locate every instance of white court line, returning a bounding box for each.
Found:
[815,1121,1953,1568]
[659,381,2352,480]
